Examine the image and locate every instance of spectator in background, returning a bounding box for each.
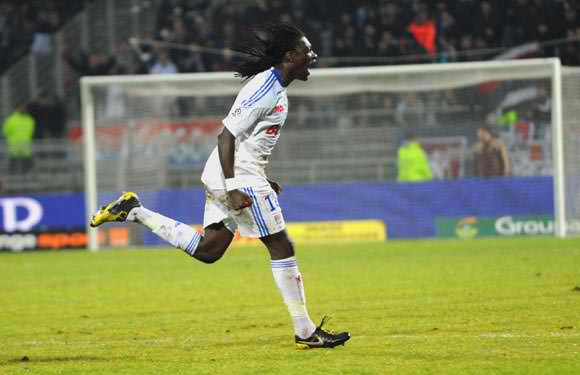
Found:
[31,2,60,55]
[377,31,401,60]
[429,150,452,180]
[477,1,502,47]
[396,93,434,127]
[146,48,180,116]
[472,125,511,177]
[28,92,66,139]
[63,49,117,76]
[397,131,433,182]
[2,104,36,174]
[378,2,405,37]
[150,49,178,74]
[1,0,89,74]
[408,8,436,56]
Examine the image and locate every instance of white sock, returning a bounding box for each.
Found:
[128,206,202,256]
[271,256,317,339]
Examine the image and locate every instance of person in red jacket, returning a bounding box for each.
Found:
[408,9,437,55]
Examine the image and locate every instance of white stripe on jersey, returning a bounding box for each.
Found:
[201,67,288,190]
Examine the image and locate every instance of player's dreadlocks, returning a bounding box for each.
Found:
[233,23,304,81]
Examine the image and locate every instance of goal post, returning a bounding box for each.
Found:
[81,58,578,250]
[551,59,565,238]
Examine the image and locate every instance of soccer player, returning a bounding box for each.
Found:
[90,23,350,349]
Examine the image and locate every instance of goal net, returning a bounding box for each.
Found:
[81,59,580,250]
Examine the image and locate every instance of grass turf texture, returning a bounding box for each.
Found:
[1,237,579,374]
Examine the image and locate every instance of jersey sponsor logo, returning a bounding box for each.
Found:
[231,108,242,117]
[274,104,285,113]
[265,125,280,136]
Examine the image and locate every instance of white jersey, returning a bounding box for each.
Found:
[202,67,288,190]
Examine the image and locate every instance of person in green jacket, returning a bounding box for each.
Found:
[397,131,433,182]
[2,104,36,174]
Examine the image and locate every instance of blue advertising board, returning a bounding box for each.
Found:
[0,193,86,232]
[1,177,554,249]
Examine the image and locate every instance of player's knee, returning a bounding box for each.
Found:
[198,254,222,264]
[194,251,223,264]
[267,237,295,259]
[193,243,226,264]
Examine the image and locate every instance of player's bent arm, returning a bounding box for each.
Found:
[217,127,252,209]
[217,127,236,179]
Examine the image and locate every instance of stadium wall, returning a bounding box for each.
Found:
[0,176,560,251]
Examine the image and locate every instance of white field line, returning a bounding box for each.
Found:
[5,332,580,348]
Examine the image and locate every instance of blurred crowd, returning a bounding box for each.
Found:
[2,0,580,78]
[0,0,95,73]
[1,0,580,153]
[66,0,579,78]
[146,0,580,73]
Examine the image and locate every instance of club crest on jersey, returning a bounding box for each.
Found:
[265,125,280,136]
[274,105,285,113]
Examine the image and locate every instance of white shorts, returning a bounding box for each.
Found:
[203,185,286,238]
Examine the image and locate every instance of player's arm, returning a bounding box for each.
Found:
[498,142,512,176]
[217,127,252,210]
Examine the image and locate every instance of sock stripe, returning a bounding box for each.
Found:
[192,233,202,250]
[185,237,196,252]
[271,258,297,268]
[185,236,197,254]
[271,257,296,263]
[271,261,297,266]
[185,232,202,255]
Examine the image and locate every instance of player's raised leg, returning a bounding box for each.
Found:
[89,192,234,263]
[262,230,351,349]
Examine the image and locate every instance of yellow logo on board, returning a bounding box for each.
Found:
[192,220,386,246]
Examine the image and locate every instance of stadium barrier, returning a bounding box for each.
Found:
[0,176,559,252]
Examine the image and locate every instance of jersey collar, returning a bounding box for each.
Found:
[271,67,285,87]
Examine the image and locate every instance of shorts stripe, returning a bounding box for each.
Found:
[249,188,271,237]
[244,188,269,237]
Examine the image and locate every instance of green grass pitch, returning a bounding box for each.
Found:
[1,237,579,374]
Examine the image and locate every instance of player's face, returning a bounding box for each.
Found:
[292,36,318,81]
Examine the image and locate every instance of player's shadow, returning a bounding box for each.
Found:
[2,355,130,365]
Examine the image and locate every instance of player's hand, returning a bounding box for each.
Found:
[268,179,283,195]
[228,190,253,210]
